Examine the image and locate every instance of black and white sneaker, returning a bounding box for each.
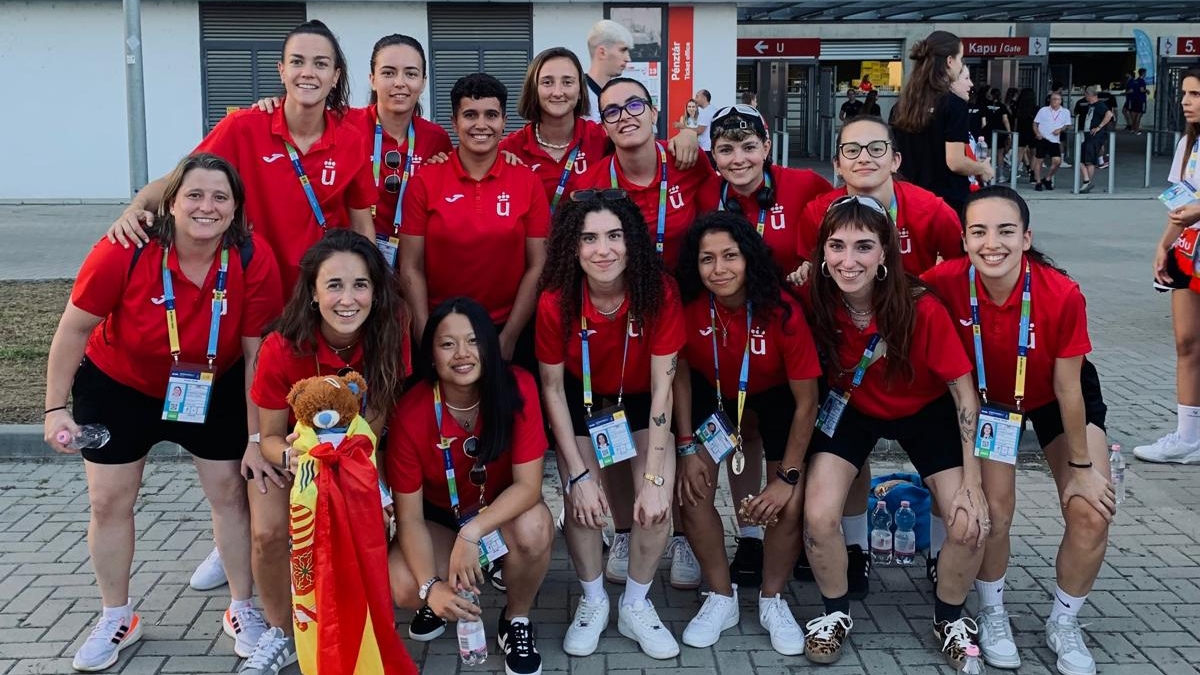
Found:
[408,605,446,642]
[845,545,871,600]
[485,560,507,592]
[497,609,542,675]
[927,554,939,588]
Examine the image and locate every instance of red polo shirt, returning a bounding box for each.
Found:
[194,106,376,292]
[823,292,972,420]
[797,181,965,275]
[73,238,281,398]
[681,292,822,398]
[499,118,611,208]
[719,167,833,275]
[535,277,686,396]
[343,106,453,236]
[576,142,720,270]
[402,151,550,324]
[251,331,367,425]
[921,256,1092,411]
[385,368,547,512]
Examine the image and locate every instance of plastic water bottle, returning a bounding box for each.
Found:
[961,643,986,673]
[893,500,917,566]
[55,424,111,450]
[456,590,487,665]
[869,502,893,566]
[977,136,990,164]
[1109,444,1126,505]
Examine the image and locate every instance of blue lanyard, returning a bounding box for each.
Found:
[550,144,582,216]
[610,143,668,256]
[969,261,1032,409]
[433,383,482,518]
[282,141,327,230]
[719,173,773,236]
[709,296,753,434]
[580,289,632,415]
[845,333,882,391]
[373,118,417,235]
[1186,138,1200,182]
[161,247,228,367]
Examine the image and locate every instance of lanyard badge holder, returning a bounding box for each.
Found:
[969,263,1030,465]
[696,298,753,474]
[160,247,228,424]
[434,384,508,567]
[581,300,638,467]
[372,119,416,268]
[549,145,582,216]
[610,144,668,256]
[282,141,328,231]
[816,333,881,438]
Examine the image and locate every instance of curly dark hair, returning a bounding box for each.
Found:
[540,194,664,341]
[675,211,792,327]
[808,198,926,383]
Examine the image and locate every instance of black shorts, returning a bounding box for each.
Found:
[1019,130,1037,149]
[690,370,796,463]
[72,358,248,465]
[562,372,652,437]
[808,392,963,480]
[1025,359,1108,448]
[422,499,461,532]
[1081,134,1104,165]
[1126,100,1146,114]
[1035,139,1062,159]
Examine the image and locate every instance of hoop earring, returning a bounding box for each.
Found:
[820,261,832,278]
[310,299,319,310]
[876,264,888,281]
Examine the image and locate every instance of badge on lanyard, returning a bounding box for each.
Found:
[374,234,399,268]
[816,333,882,438]
[699,297,754,473]
[696,409,738,465]
[456,503,510,567]
[580,296,638,466]
[969,263,1031,464]
[975,405,1023,465]
[1159,180,1199,211]
[434,386,507,567]
[160,247,227,424]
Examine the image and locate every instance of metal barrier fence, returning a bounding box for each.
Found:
[771,128,791,169]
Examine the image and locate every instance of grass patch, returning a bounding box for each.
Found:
[0,280,72,424]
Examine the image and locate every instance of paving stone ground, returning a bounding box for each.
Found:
[2,192,1199,675]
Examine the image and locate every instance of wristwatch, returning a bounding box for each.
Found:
[418,575,442,601]
[777,466,801,486]
[643,472,665,487]
[248,433,261,444]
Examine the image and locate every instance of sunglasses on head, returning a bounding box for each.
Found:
[711,104,764,125]
[570,188,628,203]
[382,150,407,193]
[837,140,890,160]
[827,194,888,216]
[600,97,650,124]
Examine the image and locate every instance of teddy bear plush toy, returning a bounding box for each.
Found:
[286,373,415,675]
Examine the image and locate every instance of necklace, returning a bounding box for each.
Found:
[713,305,732,347]
[329,340,358,356]
[535,124,572,150]
[444,399,480,412]
[451,408,479,431]
[594,296,624,317]
[841,297,873,317]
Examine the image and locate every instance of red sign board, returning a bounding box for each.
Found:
[961,37,1043,58]
[737,38,820,59]
[1178,37,1200,55]
[666,7,694,137]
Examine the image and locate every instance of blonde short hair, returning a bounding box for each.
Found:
[587,20,634,58]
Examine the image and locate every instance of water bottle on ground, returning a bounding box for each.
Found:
[456,590,488,665]
[893,500,917,566]
[55,424,111,450]
[961,643,986,673]
[870,501,893,566]
[1109,444,1126,505]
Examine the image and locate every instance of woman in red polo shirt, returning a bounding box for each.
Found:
[43,154,282,672]
[672,211,821,654]
[108,20,375,295]
[800,196,987,668]
[922,186,1113,674]
[385,297,551,675]
[248,229,407,671]
[399,73,548,369]
[537,193,684,660]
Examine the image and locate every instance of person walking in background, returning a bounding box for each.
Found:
[1125,68,1148,134]
[583,20,633,124]
[740,91,759,108]
[1032,93,1070,191]
[985,88,1013,177]
[1079,86,1114,193]
[695,89,716,165]
[1014,88,1039,181]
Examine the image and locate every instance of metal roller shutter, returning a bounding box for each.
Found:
[819,40,905,60]
[429,4,532,141]
[1048,39,1134,53]
[200,2,306,132]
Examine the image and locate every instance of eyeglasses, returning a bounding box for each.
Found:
[570,188,628,203]
[600,97,650,124]
[827,194,888,215]
[382,150,406,193]
[837,140,890,160]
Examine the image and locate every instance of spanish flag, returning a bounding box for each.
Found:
[290,416,416,675]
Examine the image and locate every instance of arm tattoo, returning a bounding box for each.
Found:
[666,355,678,377]
[652,413,667,427]
[957,406,977,446]
[803,530,817,552]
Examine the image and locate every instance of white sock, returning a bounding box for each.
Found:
[975,577,1006,609]
[930,515,947,558]
[1179,405,1200,444]
[622,577,652,608]
[102,600,132,621]
[1049,586,1087,623]
[739,525,764,540]
[509,616,529,625]
[841,512,868,549]
[580,575,606,603]
[229,598,253,611]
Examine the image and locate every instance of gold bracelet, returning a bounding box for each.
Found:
[457,532,479,546]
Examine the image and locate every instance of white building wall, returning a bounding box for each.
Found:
[693,4,738,109]
[532,2,595,71]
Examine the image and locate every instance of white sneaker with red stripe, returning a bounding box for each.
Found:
[72,612,142,672]
[223,604,269,657]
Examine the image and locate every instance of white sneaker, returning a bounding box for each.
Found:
[1046,615,1096,675]
[759,593,804,656]
[976,605,1021,669]
[72,612,142,672]
[617,595,680,659]
[238,626,298,675]
[1133,432,1200,464]
[563,594,609,657]
[189,546,228,591]
[605,532,630,584]
[682,588,739,648]
[667,536,701,590]
[223,604,269,658]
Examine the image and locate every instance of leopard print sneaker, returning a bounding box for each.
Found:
[803,611,853,664]
[934,616,980,669]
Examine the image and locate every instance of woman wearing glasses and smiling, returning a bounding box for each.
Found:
[385,297,552,675]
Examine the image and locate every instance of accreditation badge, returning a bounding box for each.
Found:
[457,505,509,567]
[816,388,850,438]
[161,363,214,423]
[1158,180,1200,211]
[696,410,738,465]
[587,404,638,467]
[374,234,399,268]
[975,404,1024,465]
